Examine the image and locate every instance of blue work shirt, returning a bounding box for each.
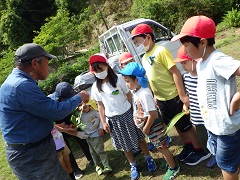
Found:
[0,68,82,144]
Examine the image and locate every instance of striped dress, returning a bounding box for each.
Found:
[183,73,204,125]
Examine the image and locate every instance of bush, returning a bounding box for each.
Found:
[222,8,240,28]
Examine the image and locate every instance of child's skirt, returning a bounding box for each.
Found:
[107,108,146,151]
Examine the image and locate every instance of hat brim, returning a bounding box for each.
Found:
[120,58,133,64]
[119,68,132,76]
[45,53,57,60]
[171,34,188,42]
[173,58,190,63]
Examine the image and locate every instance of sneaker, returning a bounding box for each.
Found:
[206,155,217,168]
[130,165,140,180]
[146,157,157,172]
[166,135,172,148]
[177,144,194,161]
[163,166,181,180]
[96,166,103,176]
[102,166,112,173]
[148,142,156,152]
[160,158,168,170]
[74,169,84,179]
[184,150,211,166]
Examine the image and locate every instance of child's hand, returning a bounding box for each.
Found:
[183,104,190,114]
[68,124,77,131]
[180,95,190,107]
[98,129,104,136]
[230,92,240,115]
[103,122,111,133]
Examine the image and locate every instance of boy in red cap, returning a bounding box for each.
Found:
[130,24,207,168]
[172,15,240,180]
[174,46,215,167]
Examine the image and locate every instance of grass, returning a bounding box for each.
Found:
[0,27,240,180]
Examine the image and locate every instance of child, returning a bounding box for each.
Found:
[120,62,180,180]
[129,23,209,165]
[90,53,157,180]
[174,45,213,166]
[119,52,135,69]
[51,126,76,180]
[77,101,112,176]
[171,15,240,180]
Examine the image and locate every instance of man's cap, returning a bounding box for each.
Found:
[173,46,192,63]
[119,62,148,88]
[119,52,133,64]
[14,43,56,62]
[171,15,216,42]
[130,24,153,40]
[55,82,76,101]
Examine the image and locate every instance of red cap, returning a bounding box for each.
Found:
[119,52,133,64]
[89,53,107,65]
[130,24,153,39]
[174,46,192,63]
[89,53,107,73]
[171,16,216,42]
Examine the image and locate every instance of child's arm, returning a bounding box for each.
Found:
[169,66,190,107]
[97,101,111,133]
[126,90,133,105]
[143,110,158,135]
[230,92,240,115]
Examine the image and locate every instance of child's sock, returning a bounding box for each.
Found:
[130,161,137,166]
[69,171,76,180]
[170,165,178,171]
[144,155,152,160]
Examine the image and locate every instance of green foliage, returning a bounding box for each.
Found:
[33,11,81,56]
[39,44,99,95]
[223,8,240,27]
[0,50,14,85]
[131,0,237,33]
[0,0,57,50]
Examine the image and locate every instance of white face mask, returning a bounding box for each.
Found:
[136,38,147,53]
[94,70,108,79]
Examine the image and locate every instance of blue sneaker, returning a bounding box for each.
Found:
[146,157,157,172]
[131,165,139,180]
[148,142,156,152]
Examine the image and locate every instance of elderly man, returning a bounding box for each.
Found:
[0,43,89,180]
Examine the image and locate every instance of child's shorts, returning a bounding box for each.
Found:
[57,145,71,163]
[207,129,240,173]
[148,117,167,148]
[157,95,192,133]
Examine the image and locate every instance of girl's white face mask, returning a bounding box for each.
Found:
[94,70,108,79]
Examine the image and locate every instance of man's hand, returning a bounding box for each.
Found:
[77,131,89,139]
[78,90,89,104]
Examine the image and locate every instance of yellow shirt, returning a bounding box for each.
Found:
[142,45,178,101]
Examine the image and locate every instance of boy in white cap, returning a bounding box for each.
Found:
[171,15,240,180]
